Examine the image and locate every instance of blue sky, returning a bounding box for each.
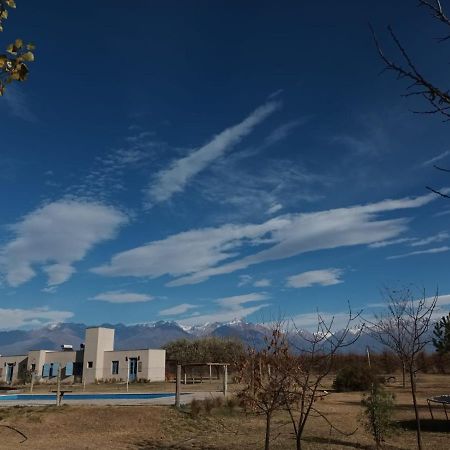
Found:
[1,1,450,330]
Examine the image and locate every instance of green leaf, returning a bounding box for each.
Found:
[6,43,16,54]
[22,51,34,62]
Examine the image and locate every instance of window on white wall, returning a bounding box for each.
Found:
[87,361,93,368]
[112,361,119,375]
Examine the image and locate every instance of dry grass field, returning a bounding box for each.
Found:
[0,374,449,449]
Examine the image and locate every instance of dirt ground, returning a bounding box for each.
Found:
[0,374,449,449]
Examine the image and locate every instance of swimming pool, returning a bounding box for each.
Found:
[0,393,175,401]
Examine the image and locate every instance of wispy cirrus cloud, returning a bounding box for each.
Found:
[263,118,308,147]
[90,291,153,303]
[369,237,416,248]
[92,217,288,280]
[67,129,166,200]
[1,200,128,288]
[0,307,73,330]
[266,203,283,215]
[159,303,198,316]
[238,274,253,287]
[410,232,449,247]
[93,192,437,287]
[291,310,363,331]
[370,231,449,249]
[145,100,281,206]
[197,158,328,221]
[387,246,450,260]
[178,293,270,326]
[253,278,271,287]
[286,268,344,288]
[422,150,450,167]
[2,85,36,122]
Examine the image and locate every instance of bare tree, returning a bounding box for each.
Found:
[367,287,438,450]
[371,0,450,198]
[236,322,294,450]
[285,307,362,450]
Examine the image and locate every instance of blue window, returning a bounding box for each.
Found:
[65,362,74,376]
[42,364,50,377]
[49,362,60,377]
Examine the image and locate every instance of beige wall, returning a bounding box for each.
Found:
[147,349,166,381]
[102,349,165,382]
[0,355,28,384]
[28,350,46,374]
[82,327,114,383]
[25,350,84,383]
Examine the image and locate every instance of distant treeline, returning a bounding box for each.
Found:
[164,336,450,376]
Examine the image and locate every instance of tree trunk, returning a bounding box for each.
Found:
[265,413,271,450]
[296,433,302,450]
[296,423,304,450]
[409,369,422,450]
[402,361,406,388]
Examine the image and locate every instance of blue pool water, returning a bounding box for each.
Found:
[0,393,175,401]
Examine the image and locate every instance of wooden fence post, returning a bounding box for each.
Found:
[175,364,181,408]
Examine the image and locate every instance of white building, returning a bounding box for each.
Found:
[0,327,165,385]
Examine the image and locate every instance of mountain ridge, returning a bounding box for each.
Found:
[0,320,426,356]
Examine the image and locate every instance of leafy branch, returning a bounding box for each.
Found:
[0,0,35,96]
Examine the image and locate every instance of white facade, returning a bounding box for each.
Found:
[0,327,165,385]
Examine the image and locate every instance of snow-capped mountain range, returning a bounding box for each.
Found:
[0,320,432,356]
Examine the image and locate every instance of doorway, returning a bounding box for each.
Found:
[129,358,138,382]
[6,363,14,384]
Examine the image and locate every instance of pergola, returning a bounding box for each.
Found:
[180,362,229,383]
[174,362,230,408]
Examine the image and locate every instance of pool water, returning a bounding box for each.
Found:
[0,393,175,401]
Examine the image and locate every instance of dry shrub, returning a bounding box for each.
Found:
[225,396,239,413]
[333,365,380,392]
[190,398,202,417]
[203,398,214,414]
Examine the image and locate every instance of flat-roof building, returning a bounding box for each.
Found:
[0,327,165,385]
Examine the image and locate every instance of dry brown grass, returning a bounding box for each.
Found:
[0,374,449,449]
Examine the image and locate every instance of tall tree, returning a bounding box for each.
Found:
[286,307,362,450]
[0,0,34,96]
[236,322,294,450]
[367,287,438,450]
[164,336,244,365]
[371,0,450,198]
[433,312,450,354]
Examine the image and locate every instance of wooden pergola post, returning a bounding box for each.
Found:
[56,365,62,406]
[223,364,228,396]
[30,371,35,393]
[175,364,181,408]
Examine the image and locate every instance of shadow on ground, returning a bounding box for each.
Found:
[301,436,399,450]
[302,436,373,449]
[134,439,228,449]
[397,419,450,433]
